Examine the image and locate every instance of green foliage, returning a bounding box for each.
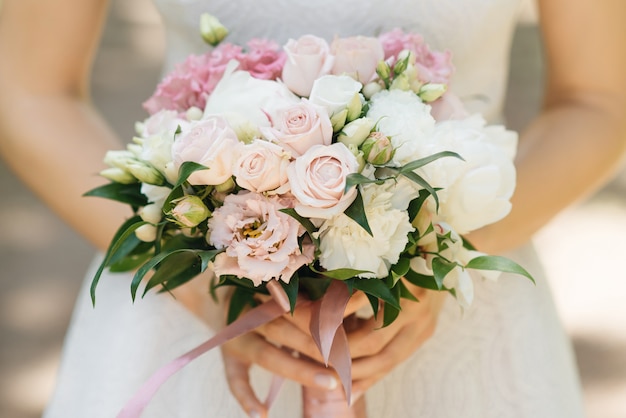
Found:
[84,182,148,208]
[344,189,372,236]
[466,255,535,283]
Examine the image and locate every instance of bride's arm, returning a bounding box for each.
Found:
[0,0,130,251]
[467,0,626,254]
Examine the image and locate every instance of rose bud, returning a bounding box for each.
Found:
[126,161,166,186]
[99,167,137,184]
[346,93,363,122]
[361,132,394,165]
[169,195,211,228]
[337,117,375,147]
[418,83,448,102]
[200,13,228,46]
[376,60,391,85]
[330,108,348,132]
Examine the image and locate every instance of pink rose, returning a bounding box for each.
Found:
[240,38,286,80]
[379,29,454,84]
[208,192,315,286]
[233,140,291,193]
[287,143,359,219]
[171,116,240,185]
[261,101,333,157]
[281,35,333,97]
[330,36,384,84]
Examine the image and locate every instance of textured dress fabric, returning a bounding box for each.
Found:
[44,1,586,417]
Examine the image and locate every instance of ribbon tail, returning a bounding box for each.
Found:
[117,299,288,418]
[328,323,352,404]
[309,281,351,364]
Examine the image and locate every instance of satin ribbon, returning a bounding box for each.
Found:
[117,280,355,417]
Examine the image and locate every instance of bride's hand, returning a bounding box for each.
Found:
[220,291,369,417]
[347,283,447,400]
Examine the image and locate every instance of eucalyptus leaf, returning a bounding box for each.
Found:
[466,255,535,283]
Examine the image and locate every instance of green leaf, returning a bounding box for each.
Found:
[280,208,319,246]
[227,287,257,324]
[84,182,148,207]
[352,278,400,310]
[174,161,209,189]
[310,266,372,280]
[365,293,380,318]
[280,273,299,314]
[344,173,392,193]
[344,189,372,236]
[407,189,437,222]
[397,279,419,302]
[390,257,411,285]
[90,216,147,305]
[398,170,441,211]
[398,151,463,173]
[431,257,458,290]
[382,302,400,328]
[299,276,331,301]
[404,268,441,291]
[465,255,535,283]
[108,251,153,273]
[146,251,201,296]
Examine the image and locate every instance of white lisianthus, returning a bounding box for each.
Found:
[141,183,172,208]
[316,182,414,278]
[414,115,518,234]
[366,89,435,166]
[139,133,174,175]
[204,61,298,127]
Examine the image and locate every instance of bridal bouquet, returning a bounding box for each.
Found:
[87,13,532,417]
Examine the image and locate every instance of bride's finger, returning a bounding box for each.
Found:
[350,320,435,382]
[224,332,339,391]
[222,350,267,418]
[254,317,325,363]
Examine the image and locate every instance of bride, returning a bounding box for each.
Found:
[1,0,625,417]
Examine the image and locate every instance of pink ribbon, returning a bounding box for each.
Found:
[117,280,355,417]
[117,299,288,418]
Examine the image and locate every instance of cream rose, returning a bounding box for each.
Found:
[281,35,334,97]
[261,101,333,157]
[308,75,363,117]
[330,36,384,84]
[171,116,240,185]
[287,143,359,219]
[232,139,291,193]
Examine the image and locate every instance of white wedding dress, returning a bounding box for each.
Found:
[44,0,586,417]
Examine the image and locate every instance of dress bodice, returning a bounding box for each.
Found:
[152,0,523,122]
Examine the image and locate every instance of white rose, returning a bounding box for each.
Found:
[366,89,435,166]
[316,182,414,278]
[233,139,291,193]
[308,75,362,117]
[287,143,358,219]
[171,115,241,186]
[204,61,298,127]
[416,115,518,234]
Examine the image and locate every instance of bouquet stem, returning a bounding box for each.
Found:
[302,385,366,418]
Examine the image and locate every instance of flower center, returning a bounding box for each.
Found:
[242,220,265,239]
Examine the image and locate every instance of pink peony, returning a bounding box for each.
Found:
[142,44,245,115]
[379,29,454,84]
[208,192,315,286]
[240,38,286,80]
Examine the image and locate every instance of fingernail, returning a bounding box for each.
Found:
[314,373,338,390]
[249,410,261,418]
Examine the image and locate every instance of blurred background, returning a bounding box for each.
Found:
[0,1,624,417]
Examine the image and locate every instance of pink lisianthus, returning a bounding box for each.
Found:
[379,28,454,84]
[240,38,286,80]
[208,192,315,286]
